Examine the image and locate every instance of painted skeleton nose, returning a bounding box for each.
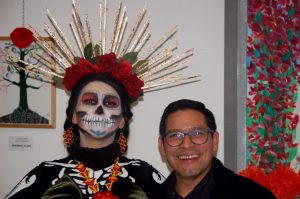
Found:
[95,105,104,114]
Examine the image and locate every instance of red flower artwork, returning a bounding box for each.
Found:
[10,27,34,48]
[246,0,300,172]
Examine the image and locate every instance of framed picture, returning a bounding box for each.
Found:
[0,37,56,128]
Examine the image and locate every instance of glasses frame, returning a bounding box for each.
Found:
[163,128,215,147]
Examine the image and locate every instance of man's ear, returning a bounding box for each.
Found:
[212,131,219,156]
[158,136,166,157]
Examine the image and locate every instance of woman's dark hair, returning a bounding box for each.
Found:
[159,99,217,136]
[64,73,133,147]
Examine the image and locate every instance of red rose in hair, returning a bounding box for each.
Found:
[10,27,34,48]
[97,53,118,71]
[122,74,144,98]
[63,58,98,91]
[118,59,134,75]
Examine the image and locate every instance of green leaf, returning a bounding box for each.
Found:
[84,43,93,60]
[133,60,148,73]
[283,107,296,114]
[291,129,297,141]
[253,70,258,79]
[261,44,270,55]
[265,27,270,35]
[254,49,260,58]
[246,154,252,166]
[282,50,292,61]
[265,104,276,117]
[257,146,265,154]
[122,52,138,64]
[255,12,262,24]
[254,38,260,45]
[288,7,295,18]
[265,58,271,67]
[277,39,283,46]
[246,105,255,124]
[287,28,294,41]
[286,147,298,163]
[262,88,270,96]
[274,144,281,152]
[272,125,280,136]
[283,63,294,76]
[257,127,266,137]
[74,57,80,64]
[52,75,63,88]
[91,56,98,64]
[94,44,101,56]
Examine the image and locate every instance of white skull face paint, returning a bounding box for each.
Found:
[73,81,123,139]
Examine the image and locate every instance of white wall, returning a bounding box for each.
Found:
[0,0,224,197]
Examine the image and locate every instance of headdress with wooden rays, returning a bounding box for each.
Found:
[16,0,200,99]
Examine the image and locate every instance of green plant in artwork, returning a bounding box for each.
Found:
[246,1,300,172]
[0,27,49,124]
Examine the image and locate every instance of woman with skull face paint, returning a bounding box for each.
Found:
[5,54,165,199]
[5,0,199,197]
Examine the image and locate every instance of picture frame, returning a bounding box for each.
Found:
[0,37,56,128]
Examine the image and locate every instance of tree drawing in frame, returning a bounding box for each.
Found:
[0,32,56,128]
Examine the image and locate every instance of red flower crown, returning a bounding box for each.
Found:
[63,52,144,99]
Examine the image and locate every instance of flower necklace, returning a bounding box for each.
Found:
[75,155,122,199]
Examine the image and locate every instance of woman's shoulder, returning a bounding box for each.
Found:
[36,156,72,166]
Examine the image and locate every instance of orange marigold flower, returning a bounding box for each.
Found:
[268,164,300,199]
[239,164,300,199]
[239,165,269,188]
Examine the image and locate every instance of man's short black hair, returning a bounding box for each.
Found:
[159,99,217,136]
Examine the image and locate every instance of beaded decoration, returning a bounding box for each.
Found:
[118,132,127,154]
[63,126,74,147]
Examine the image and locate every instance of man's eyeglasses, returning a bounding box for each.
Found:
[163,128,214,147]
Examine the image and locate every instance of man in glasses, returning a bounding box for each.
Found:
[158,99,275,199]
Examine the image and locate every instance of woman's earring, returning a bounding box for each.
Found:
[63,126,74,147]
[118,130,127,154]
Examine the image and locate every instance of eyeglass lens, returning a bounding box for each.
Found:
[165,128,212,147]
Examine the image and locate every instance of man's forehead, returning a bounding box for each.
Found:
[166,110,207,127]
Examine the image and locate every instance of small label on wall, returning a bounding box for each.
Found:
[9,136,33,151]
